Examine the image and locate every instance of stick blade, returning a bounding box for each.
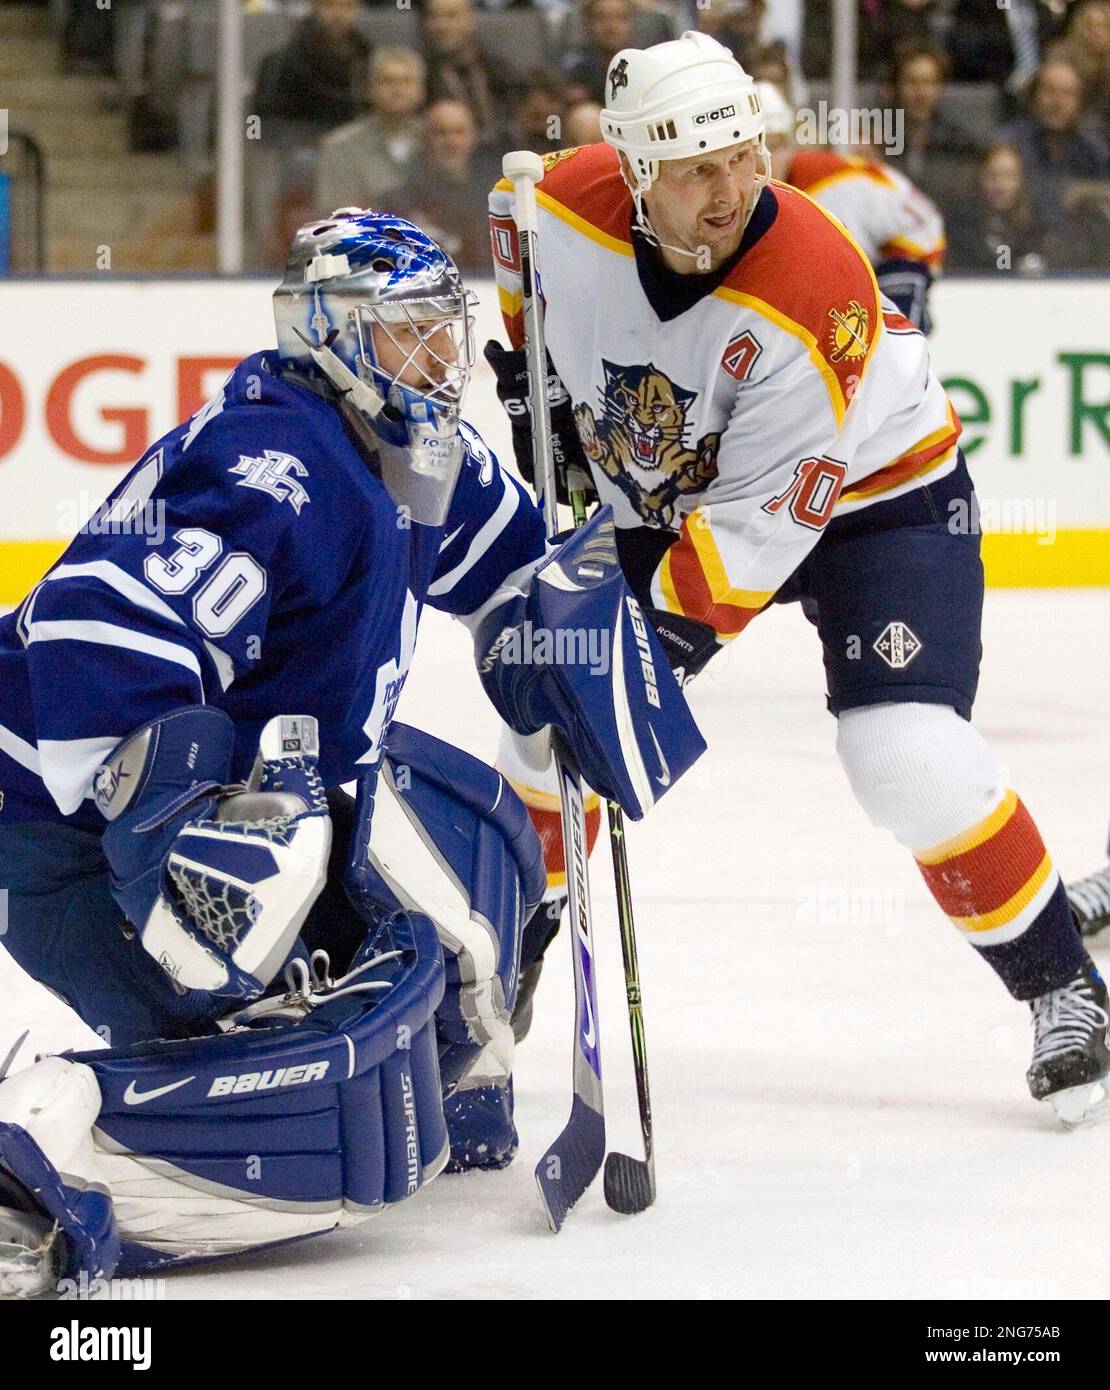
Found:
[535,1096,606,1233]
[603,1150,655,1215]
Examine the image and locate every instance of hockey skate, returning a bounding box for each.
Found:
[1068,864,1110,941]
[1027,959,1110,1126]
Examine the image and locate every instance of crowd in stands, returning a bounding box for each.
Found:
[49,0,1110,272]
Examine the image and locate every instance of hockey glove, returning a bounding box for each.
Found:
[95,708,331,1001]
[483,339,597,506]
[475,506,706,819]
[644,605,722,688]
[876,257,933,335]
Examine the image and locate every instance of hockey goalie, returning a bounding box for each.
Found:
[0,211,704,1294]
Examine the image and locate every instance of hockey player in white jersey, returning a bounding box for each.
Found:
[485,32,1109,1126]
[0,211,703,1293]
[755,80,945,333]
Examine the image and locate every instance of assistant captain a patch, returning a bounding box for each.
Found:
[873,621,922,669]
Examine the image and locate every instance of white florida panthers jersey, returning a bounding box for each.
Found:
[489,143,961,643]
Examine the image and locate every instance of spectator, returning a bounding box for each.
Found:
[564,100,604,145]
[316,49,427,213]
[948,0,1070,108]
[999,58,1110,224]
[383,100,502,270]
[505,68,569,155]
[419,0,519,144]
[946,143,1048,271]
[869,0,946,70]
[801,0,942,79]
[884,44,984,220]
[748,39,808,107]
[254,0,371,129]
[693,0,766,67]
[750,43,791,97]
[1047,0,1110,132]
[562,0,636,104]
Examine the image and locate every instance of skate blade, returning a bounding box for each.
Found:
[1048,1079,1110,1128]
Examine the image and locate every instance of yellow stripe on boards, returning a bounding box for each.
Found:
[981,531,1110,587]
[0,541,67,604]
[2,532,1108,609]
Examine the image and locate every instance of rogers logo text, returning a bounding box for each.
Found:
[207,1061,328,1097]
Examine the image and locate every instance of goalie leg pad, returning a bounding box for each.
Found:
[345,723,545,1096]
[0,910,448,1282]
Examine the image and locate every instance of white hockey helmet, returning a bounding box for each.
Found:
[756,81,794,142]
[600,31,769,247]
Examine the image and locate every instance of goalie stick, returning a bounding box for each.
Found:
[503,150,605,1231]
[502,150,656,1225]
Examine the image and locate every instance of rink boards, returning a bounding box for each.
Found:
[0,275,1106,603]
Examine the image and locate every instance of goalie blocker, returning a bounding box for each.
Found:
[475,506,706,820]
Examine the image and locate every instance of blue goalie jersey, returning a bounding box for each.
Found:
[0,352,545,830]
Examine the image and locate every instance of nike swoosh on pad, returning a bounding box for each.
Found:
[123,1076,196,1105]
[648,725,671,787]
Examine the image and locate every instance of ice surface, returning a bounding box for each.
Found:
[2,590,1107,1299]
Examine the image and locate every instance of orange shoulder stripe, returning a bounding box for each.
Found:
[718,183,882,427]
[519,142,634,252]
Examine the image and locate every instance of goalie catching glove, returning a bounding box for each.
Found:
[95,708,331,1007]
[474,505,706,818]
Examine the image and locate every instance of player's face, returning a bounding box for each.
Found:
[371,318,459,392]
[648,141,760,273]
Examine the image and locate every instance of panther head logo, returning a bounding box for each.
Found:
[575,361,720,527]
[602,362,697,474]
[609,58,629,101]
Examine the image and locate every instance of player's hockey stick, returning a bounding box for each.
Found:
[600,797,656,1214]
[503,151,656,1221]
[503,150,605,1231]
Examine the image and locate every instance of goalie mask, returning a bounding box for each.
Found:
[274,210,477,526]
